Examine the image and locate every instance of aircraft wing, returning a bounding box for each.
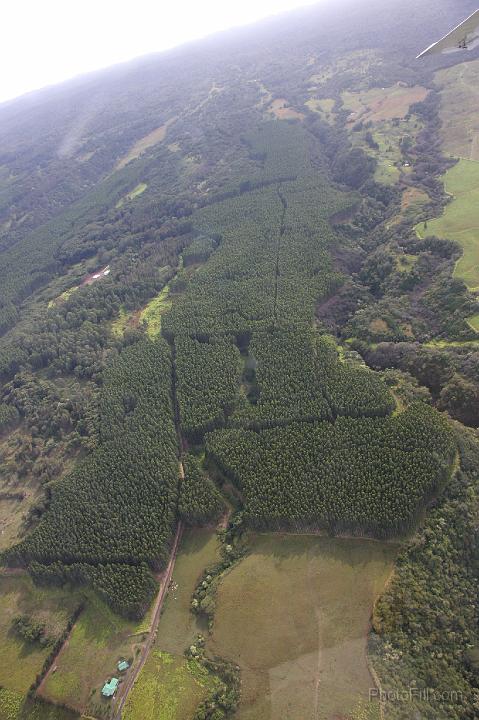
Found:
[417,9,479,58]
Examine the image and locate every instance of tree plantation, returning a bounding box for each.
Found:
[207,403,455,536]
[1,2,479,717]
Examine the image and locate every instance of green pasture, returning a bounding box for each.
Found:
[0,576,80,695]
[436,58,479,161]
[416,159,479,290]
[208,533,397,720]
[115,182,148,208]
[123,651,215,720]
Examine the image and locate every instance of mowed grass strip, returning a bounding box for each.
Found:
[416,159,479,290]
[0,576,80,694]
[208,534,397,720]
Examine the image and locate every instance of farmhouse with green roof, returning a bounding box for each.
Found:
[101,677,119,697]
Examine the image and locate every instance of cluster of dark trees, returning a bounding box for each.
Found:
[178,454,225,525]
[365,342,479,427]
[175,336,241,439]
[207,403,455,537]
[371,426,479,720]
[11,615,51,646]
[232,330,393,429]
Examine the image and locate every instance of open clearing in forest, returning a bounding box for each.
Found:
[208,534,397,720]
[123,529,220,720]
[342,86,424,187]
[115,118,178,170]
[40,592,152,714]
[305,98,335,124]
[436,58,479,161]
[0,576,80,694]
[416,158,479,290]
[342,84,428,124]
[140,284,173,338]
[466,314,479,333]
[0,482,37,553]
[268,99,305,120]
[116,182,148,208]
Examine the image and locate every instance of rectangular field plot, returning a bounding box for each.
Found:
[208,534,397,720]
[39,592,150,714]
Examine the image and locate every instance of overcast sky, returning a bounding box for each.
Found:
[1,0,323,104]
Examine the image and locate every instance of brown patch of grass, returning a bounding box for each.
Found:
[369,318,389,334]
[115,117,178,170]
[344,85,429,125]
[268,98,305,121]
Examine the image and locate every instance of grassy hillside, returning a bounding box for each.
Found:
[416,159,479,290]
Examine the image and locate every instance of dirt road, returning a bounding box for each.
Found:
[113,519,184,719]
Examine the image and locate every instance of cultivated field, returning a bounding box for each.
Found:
[123,529,221,720]
[416,158,479,290]
[0,576,80,694]
[208,534,397,720]
[436,58,479,161]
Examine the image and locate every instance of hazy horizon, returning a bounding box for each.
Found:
[1,0,327,104]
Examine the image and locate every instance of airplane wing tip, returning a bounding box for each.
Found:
[416,44,434,60]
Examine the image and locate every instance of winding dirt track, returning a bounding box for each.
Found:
[113,519,184,719]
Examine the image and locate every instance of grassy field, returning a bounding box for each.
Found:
[467,313,479,333]
[0,576,80,694]
[340,83,427,186]
[116,118,178,170]
[436,58,479,161]
[115,182,148,208]
[123,651,215,720]
[268,99,304,121]
[0,690,79,720]
[416,158,479,290]
[140,284,173,338]
[40,591,152,714]
[208,534,397,720]
[342,84,428,124]
[124,530,221,720]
